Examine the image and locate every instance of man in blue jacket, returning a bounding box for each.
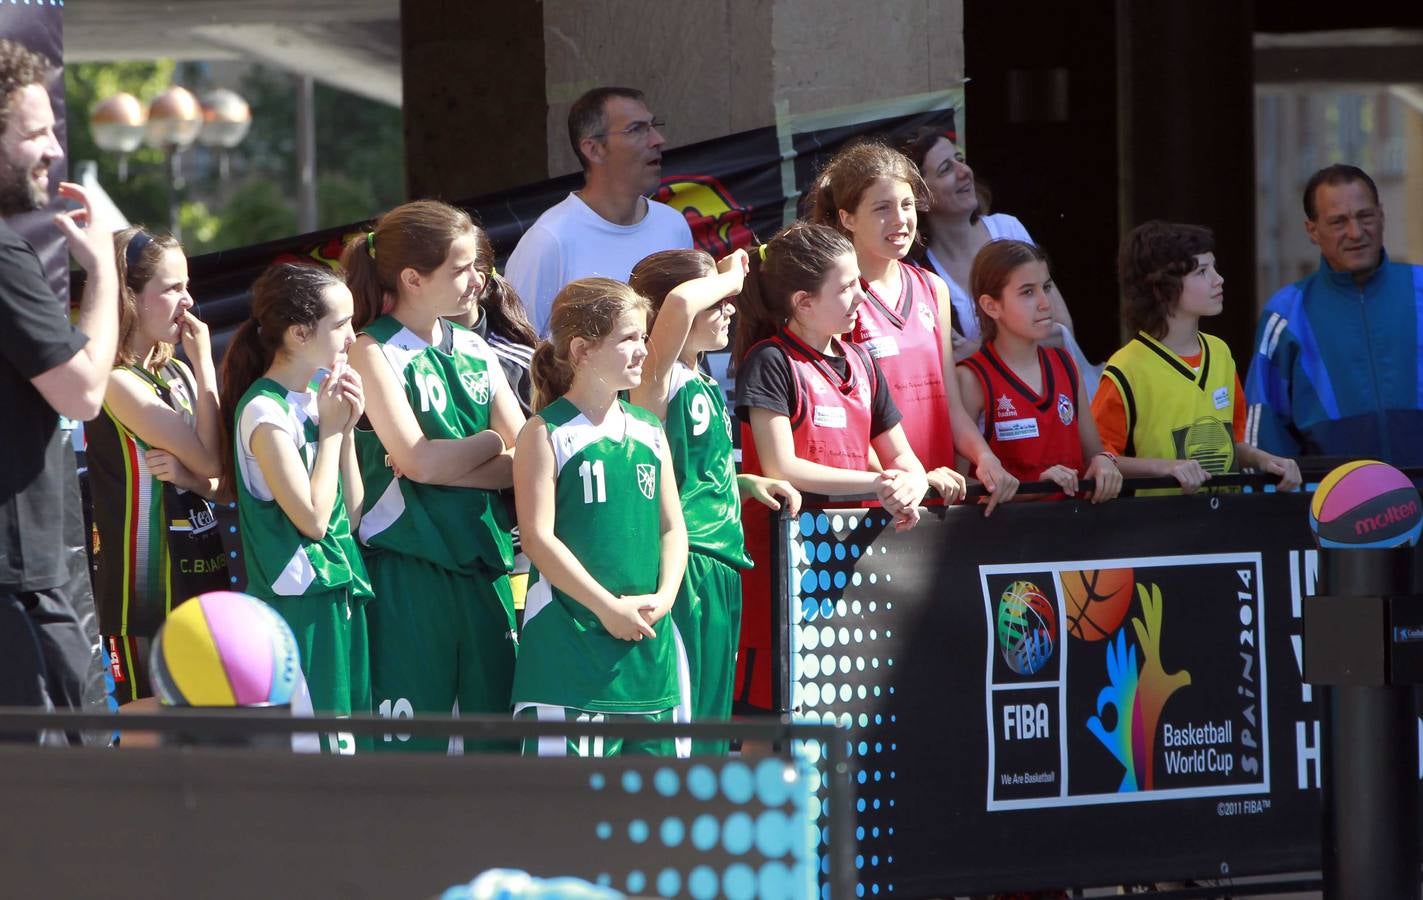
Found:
[1245,164,1423,467]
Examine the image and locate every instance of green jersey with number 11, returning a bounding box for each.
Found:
[513,398,678,713]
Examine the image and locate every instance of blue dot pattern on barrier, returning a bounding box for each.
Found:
[788,509,898,897]
[584,752,816,898]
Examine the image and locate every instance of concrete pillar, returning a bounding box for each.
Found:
[1117,0,1258,359]
[402,1,961,195]
[964,0,1122,362]
[400,0,548,201]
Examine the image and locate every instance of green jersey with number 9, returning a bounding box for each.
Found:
[512,398,679,714]
[355,316,513,576]
[663,361,750,568]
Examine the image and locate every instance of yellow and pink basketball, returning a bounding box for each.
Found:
[148,591,301,707]
[1309,460,1422,549]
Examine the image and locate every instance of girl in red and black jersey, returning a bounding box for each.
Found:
[957,240,1121,502]
[731,222,927,709]
[807,140,1022,511]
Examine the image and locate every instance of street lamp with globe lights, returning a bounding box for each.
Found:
[88,91,146,182]
[144,85,202,239]
[197,88,252,180]
[89,85,251,242]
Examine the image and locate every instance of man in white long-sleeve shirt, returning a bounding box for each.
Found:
[504,86,692,335]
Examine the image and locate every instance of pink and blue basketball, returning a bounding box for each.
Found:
[149,591,301,707]
[1309,460,1423,549]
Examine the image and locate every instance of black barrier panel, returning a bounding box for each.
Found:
[0,714,848,900]
[772,491,1382,897]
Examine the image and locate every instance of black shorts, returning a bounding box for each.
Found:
[102,633,152,704]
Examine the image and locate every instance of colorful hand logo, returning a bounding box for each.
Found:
[1130,583,1192,789]
[1086,629,1141,792]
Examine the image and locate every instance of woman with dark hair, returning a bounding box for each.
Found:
[628,247,799,752]
[218,262,371,749]
[901,127,1093,391]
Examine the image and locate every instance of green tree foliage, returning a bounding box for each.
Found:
[66,59,403,253]
[238,65,404,230]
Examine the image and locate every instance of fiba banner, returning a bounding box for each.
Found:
[172,95,961,359]
[775,491,1353,897]
[985,556,1267,809]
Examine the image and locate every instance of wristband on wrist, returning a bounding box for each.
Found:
[1094,450,1118,464]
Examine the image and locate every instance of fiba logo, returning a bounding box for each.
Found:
[460,370,490,405]
[995,580,1056,676]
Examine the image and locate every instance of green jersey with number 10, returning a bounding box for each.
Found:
[355,316,513,576]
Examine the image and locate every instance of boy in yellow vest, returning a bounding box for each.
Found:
[1092,221,1300,493]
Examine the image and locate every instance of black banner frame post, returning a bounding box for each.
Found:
[1306,547,1422,900]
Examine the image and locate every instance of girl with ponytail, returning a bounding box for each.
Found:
[87,227,226,709]
[511,278,689,757]
[218,262,371,750]
[807,139,1014,510]
[731,222,929,710]
[627,247,798,753]
[441,220,539,640]
[342,200,526,752]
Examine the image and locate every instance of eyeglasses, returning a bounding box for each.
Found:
[590,118,666,141]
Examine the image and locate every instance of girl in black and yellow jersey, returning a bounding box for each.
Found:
[87,228,227,706]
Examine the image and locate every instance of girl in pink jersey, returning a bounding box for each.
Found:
[807,141,1019,513]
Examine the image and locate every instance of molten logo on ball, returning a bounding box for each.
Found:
[1354,499,1419,538]
[1309,460,1423,549]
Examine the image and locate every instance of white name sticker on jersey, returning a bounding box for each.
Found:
[813,407,848,429]
[1212,386,1230,410]
[864,336,900,359]
[994,417,1040,442]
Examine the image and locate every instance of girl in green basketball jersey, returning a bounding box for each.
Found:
[512,278,689,757]
[343,200,525,753]
[442,231,539,618]
[217,263,372,753]
[89,228,227,714]
[628,247,800,754]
